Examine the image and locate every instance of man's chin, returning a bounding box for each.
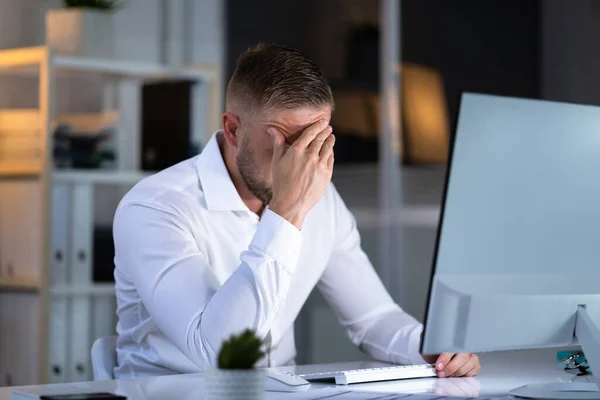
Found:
[260,194,273,205]
[264,192,273,205]
[248,188,272,205]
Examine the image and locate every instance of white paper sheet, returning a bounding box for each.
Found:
[265,388,513,400]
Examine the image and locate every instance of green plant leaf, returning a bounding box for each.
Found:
[217,329,265,370]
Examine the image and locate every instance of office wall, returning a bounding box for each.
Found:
[402,0,541,130]
[226,0,379,80]
[541,0,600,105]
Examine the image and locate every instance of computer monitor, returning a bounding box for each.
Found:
[421,93,600,400]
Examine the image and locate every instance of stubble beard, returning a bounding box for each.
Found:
[237,135,273,205]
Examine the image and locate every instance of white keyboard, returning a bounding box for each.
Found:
[299,364,437,385]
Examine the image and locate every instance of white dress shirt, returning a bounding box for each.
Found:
[113,132,425,379]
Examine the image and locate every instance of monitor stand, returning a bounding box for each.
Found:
[510,306,599,400]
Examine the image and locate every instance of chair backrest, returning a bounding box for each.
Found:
[91,335,118,380]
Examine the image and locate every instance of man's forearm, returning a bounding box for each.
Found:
[353,307,426,366]
[185,209,302,366]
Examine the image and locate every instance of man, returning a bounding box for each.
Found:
[113,43,481,379]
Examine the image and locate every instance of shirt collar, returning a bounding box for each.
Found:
[195,131,249,211]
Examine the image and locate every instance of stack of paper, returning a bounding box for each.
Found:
[265,387,513,400]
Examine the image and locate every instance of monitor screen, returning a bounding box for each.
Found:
[422,94,600,355]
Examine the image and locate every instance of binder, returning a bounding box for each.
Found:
[48,184,70,383]
[68,184,94,382]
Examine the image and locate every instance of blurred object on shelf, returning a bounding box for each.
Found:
[401,63,450,165]
[45,1,127,58]
[330,64,449,165]
[330,84,379,163]
[141,80,199,172]
[61,0,125,10]
[53,125,115,169]
[54,111,119,134]
[0,110,42,169]
[52,111,118,169]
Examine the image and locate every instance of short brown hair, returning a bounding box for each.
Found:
[227,43,334,114]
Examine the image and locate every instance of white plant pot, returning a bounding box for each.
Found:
[46,9,115,58]
[205,368,266,400]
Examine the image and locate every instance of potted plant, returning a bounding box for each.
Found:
[46,1,125,59]
[206,329,267,400]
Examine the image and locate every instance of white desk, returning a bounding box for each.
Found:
[0,349,593,399]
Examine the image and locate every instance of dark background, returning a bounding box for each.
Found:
[227,0,542,133]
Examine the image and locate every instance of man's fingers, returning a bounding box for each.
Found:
[308,126,332,154]
[442,353,471,377]
[319,134,335,158]
[268,127,286,161]
[294,119,329,148]
[327,153,334,170]
[460,354,481,378]
[465,365,481,378]
[435,353,454,373]
[453,355,478,377]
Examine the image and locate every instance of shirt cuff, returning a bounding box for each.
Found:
[407,325,428,365]
[250,209,303,273]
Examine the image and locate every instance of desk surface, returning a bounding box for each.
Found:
[0,349,594,399]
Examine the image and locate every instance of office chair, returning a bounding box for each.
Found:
[91,335,118,380]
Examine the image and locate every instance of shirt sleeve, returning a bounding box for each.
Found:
[317,186,427,365]
[113,200,302,370]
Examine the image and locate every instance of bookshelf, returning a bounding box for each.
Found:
[0,46,221,386]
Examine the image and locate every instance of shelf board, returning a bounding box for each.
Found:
[52,170,151,185]
[0,277,41,292]
[54,55,217,80]
[0,46,217,81]
[351,205,441,229]
[0,46,46,69]
[0,161,42,177]
[50,284,115,296]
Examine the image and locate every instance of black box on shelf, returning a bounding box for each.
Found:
[140,80,197,172]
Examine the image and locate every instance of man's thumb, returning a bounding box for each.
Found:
[268,127,285,160]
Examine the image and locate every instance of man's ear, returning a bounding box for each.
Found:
[222,112,241,148]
